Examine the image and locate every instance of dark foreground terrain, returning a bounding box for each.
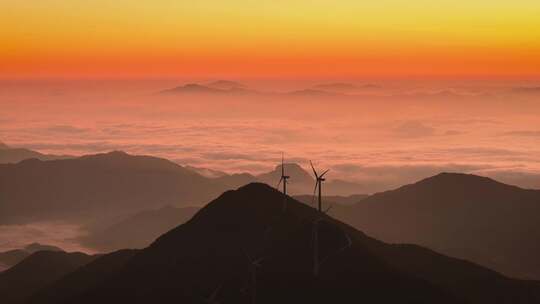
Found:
[1,183,539,304]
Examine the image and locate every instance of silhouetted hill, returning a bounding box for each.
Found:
[29,184,540,303]
[28,249,138,304]
[313,82,381,93]
[0,251,95,304]
[333,173,540,280]
[0,142,72,164]
[0,243,63,271]
[79,206,199,252]
[0,151,227,224]
[0,250,28,272]
[160,83,255,95]
[313,82,359,92]
[206,80,245,90]
[286,89,343,98]
[24,243,62,253]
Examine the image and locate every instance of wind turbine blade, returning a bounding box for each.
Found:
[276,177,283,189]
[311,182,318,206]
[310,160,318,178]
[254,257,264,265]
[242,249,252,263]
[210,285,221,301]
[320,169,330,178]
[281,152,285,176]
[324,204,333,214]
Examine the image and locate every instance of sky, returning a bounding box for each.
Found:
[1,0,540,78]
[1,1,539,191]
[1,1,540,255]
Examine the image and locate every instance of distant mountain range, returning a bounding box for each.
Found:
[4,184,539,304]
[332,173,540,280]
[0,243,63,272]
[312,82,381,93]
[3,148,540,281]
[159,80,382,98]
[160,81,255,95]
[0,151,364,224]
[0,151,228,224]
[207,163,363,196]
[0,142,72,164]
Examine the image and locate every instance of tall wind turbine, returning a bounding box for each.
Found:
[310,160,329,212]
[276,153,290,211]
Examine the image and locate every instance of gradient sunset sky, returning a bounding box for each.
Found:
[2,0,540,79]
[1,1,540,193]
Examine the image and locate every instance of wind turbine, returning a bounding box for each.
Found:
[202,284,222,304]
[311,216,352,277]
[276,153,290,211]
[244,251,263,304]
[310,160,329,212]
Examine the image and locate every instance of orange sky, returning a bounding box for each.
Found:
[2,0,540,78]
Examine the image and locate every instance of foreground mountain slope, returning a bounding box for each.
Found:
[0,251,95,304]
[28,250,138,304]
[32,183,540,304]
[334,173,540,280]
[0,151,226,224]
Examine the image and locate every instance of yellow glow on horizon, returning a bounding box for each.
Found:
[1,0,540,78]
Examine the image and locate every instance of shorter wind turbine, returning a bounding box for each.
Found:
[276,153,290,211]
[310,161,329,212]
[202,284,222,304]
[244,251,264,304]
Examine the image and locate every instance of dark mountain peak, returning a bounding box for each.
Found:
[77,151,190,172]
[367,172,532,205]
[160,82,256,95]
[313,82,358,92]
[24,243,62,254]
[287,89,341,97]
[206,80,245,90]
[0,141,8,149]
[413,172,521,192]
[160,83,223,95]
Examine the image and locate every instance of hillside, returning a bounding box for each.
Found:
[0,251,95,304]
[26,184,540,304]
[333,173,540,279]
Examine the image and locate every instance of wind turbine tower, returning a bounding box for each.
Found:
[277,153,290,211]
[310,161,329,212]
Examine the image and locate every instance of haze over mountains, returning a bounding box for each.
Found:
[2,148,540,281]
[3,184,540,304]
[0,150,363,224]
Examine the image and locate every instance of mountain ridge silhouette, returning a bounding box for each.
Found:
[23,183,540,304]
